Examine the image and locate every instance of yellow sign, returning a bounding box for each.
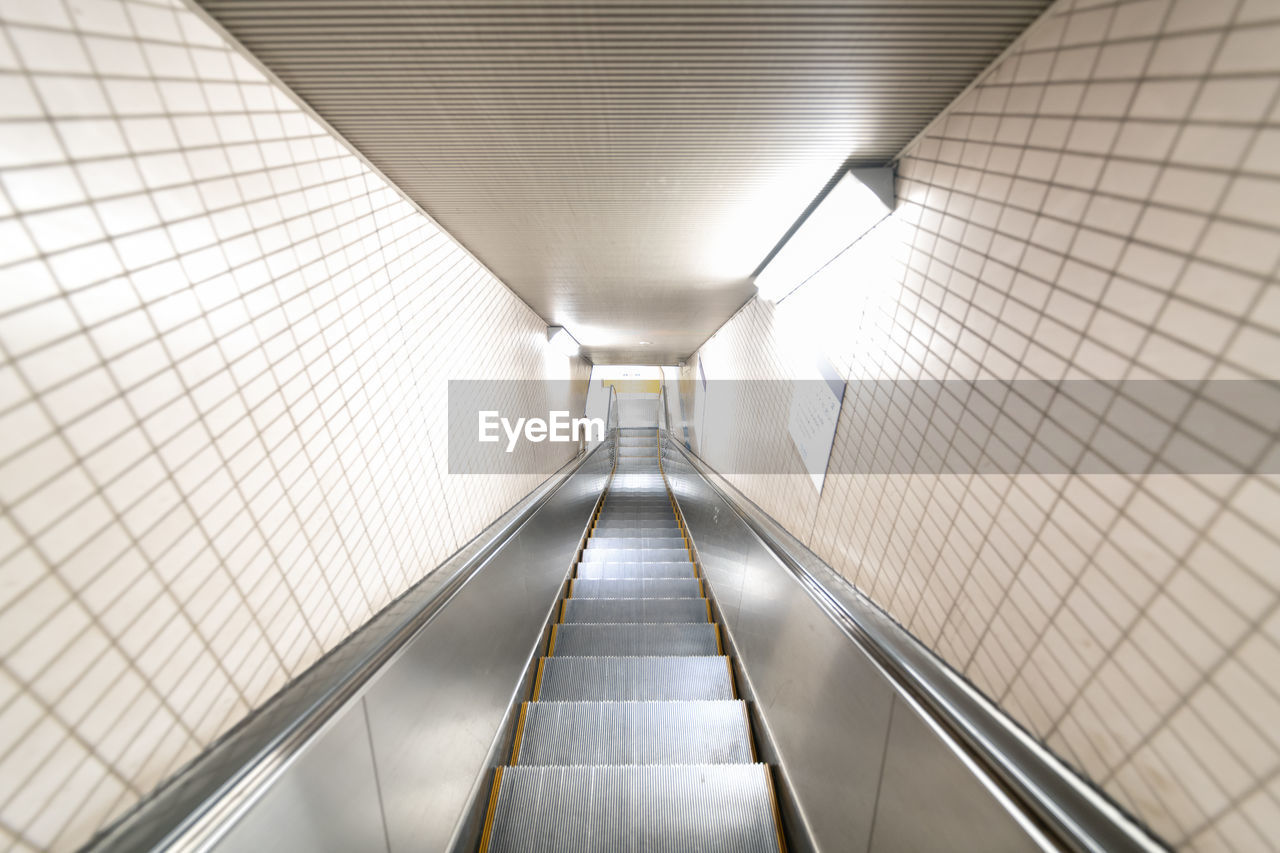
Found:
[601,378,660,394]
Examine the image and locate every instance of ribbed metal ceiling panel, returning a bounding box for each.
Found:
[196,0,1052,363]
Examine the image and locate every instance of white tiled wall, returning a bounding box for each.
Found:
[684,0,1280,847]
[0,0,588,848]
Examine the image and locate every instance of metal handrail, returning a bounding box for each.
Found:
[657,380,673,434]
[604,384,619,465]
[658,435,1168,853]
[86,437,616,853]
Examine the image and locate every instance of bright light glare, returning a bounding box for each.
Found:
[547,325,580,356]
[753,168,893,303]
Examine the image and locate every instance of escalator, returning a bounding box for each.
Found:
[87,424,1165,853]
[479,427,785,852]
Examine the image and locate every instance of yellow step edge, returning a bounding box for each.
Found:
[548,624,559,655]
[725,657,738,699]
[704,598,713,621]
[509,702,529,765]
[532,657,546,700]
[714,623,723,655]
[743,703,758,762]
[478,765,504,853]
[764,765,789,853]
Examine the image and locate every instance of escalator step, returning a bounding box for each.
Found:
[600,507,671,514]
[598,508,671,515]
[593,516,677,525]
[599,506,670,512]
[574,562,695,580]
[561,597,708,622]
[552,623,719,656]
[588,526,682,538]
[515,701,752,765]
[482,764,783,853]
[580,548,689,563]
[586,537,686,550]
[535,656,733,701]
[571,578,701,598]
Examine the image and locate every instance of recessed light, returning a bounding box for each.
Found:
[547,325,579,356]
[754,167,894,303]
[638,340,652,346]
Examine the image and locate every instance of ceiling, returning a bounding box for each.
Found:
[196,0,1052,364]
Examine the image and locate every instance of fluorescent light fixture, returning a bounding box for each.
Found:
[547,325,580,356]
[753,167,894,303]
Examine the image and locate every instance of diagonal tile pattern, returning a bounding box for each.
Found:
[0,0,587,848]
[683,0,1280,848]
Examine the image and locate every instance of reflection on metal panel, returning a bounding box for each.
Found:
[663,445,1048,853]
[870,696,1040,852]
[202,442,610,853]
[664,449,892,852]
[362,448,610,852]
[212,702,388,853]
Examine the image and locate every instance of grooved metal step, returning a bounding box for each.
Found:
[483,764,783,853]
[593,516,677,523]
[574,562,696,580]
[570,578,702,599]
[589,526,682,537]
[602,509,668,514]
[561,597,709,623]
[514,701,753,765]
[580,548,690,563]
[535,656,734,701]
[586,537,686,549]
[551,623,720,656]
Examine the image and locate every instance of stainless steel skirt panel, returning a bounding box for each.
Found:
[660,444,1045,853]
[210,702,388,852]
[360,448,611,852]
[201,443,613,853]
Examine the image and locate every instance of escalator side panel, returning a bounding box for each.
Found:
[663,449,1046,853]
